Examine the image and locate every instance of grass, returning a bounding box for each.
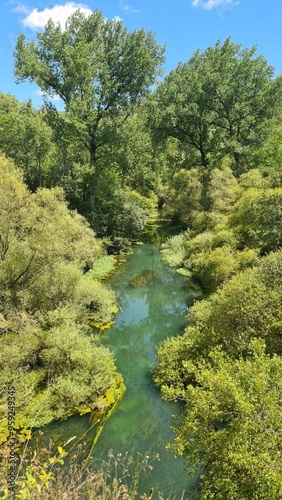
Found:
[0,440,186,500]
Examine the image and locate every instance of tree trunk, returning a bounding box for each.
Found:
[89,139,96,209]
[200,147,207,169]
[233,151,241,178]
[90,141,96,167]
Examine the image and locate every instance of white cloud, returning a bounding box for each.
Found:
[192,0,238,10]
[34,89,62,102]
[21,2,92,31]
[11,3,30,14]
[113,16,123,23]
[119,0,139,13]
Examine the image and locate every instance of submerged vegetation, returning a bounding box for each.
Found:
[0,6,282,498]
[129,270,159,288]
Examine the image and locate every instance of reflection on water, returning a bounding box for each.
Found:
[93,243,197,497]
[40,243,198,498]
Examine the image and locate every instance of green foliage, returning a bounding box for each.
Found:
[161,232,190,267]
[0,314,119,430]
[238,168,268,189]
[207,166,240,213]
[151,53,216,168]
[236,247,260,270]
[109,110,166,193]
[230,187,282,252]
[173,345,282,499]
[158,159,282,295]
[0,92,54,191]
[87,168,149,242]
[190,244,237,294]
[0,155,120,437]
[0,159,107,311]
[12,8,166,242]
[152,37,281,173]
[163,225,239,294]
[88,255,117,280]
[154,250,282,497]
[252,123,282,186]
[154,250,282,401]
[163,168,203,226]
[150,37,282,499]
[14,9,165,168]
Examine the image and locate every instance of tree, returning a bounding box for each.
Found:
[152,38,280,175]
[250,122,282,186]
[151,55,215,170]
[14,9,165,169]
[207,166,240,214]
[0,153,118,314]
[229,187,282,252]
[109,109,160,192]
[0,92,54,191]
[204,38,281,175]
[163,168,203,226]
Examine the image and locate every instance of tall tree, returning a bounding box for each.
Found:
[151,54,214,170]
[152,38,281,175]
[203,38,280,175]
[14,9,165,168]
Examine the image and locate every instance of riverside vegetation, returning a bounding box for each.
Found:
[0,8,282,499]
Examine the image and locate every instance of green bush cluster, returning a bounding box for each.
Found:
[154,165,282,497]
[0,155,120,439]
[161,167,282,294]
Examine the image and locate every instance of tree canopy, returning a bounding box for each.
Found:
[152,38,281,175]
[14,9,165,166]
[0,92,54,191]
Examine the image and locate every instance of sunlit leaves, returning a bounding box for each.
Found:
[152,38,280,173]
[174,346,282,499]
[0,155,120,432]
[0,92,54,191]
[14,9,165,166]
[229,187,282,252]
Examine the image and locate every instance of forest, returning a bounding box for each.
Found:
[0,8,282,499]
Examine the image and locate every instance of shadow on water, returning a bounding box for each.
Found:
[37,243,200,498]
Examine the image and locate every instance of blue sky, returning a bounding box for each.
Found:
[1,0,282,107]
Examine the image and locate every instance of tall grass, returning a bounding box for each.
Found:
[0,440,177,500]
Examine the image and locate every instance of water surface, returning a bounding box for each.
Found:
[41,243,198,498]
[93,243,196,497]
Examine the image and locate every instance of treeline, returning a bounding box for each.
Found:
[0,7,282,498]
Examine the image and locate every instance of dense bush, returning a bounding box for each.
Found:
[0,155,120,436]
[171,343,282,499]
[154,251,282,498]
[229,187,282,252]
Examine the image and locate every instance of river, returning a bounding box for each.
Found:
[40,243,199,498]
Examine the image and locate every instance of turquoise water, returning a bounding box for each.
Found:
[92,243,197,497]
[40,243,198,498]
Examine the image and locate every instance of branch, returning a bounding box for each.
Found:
[11,252,36,287]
